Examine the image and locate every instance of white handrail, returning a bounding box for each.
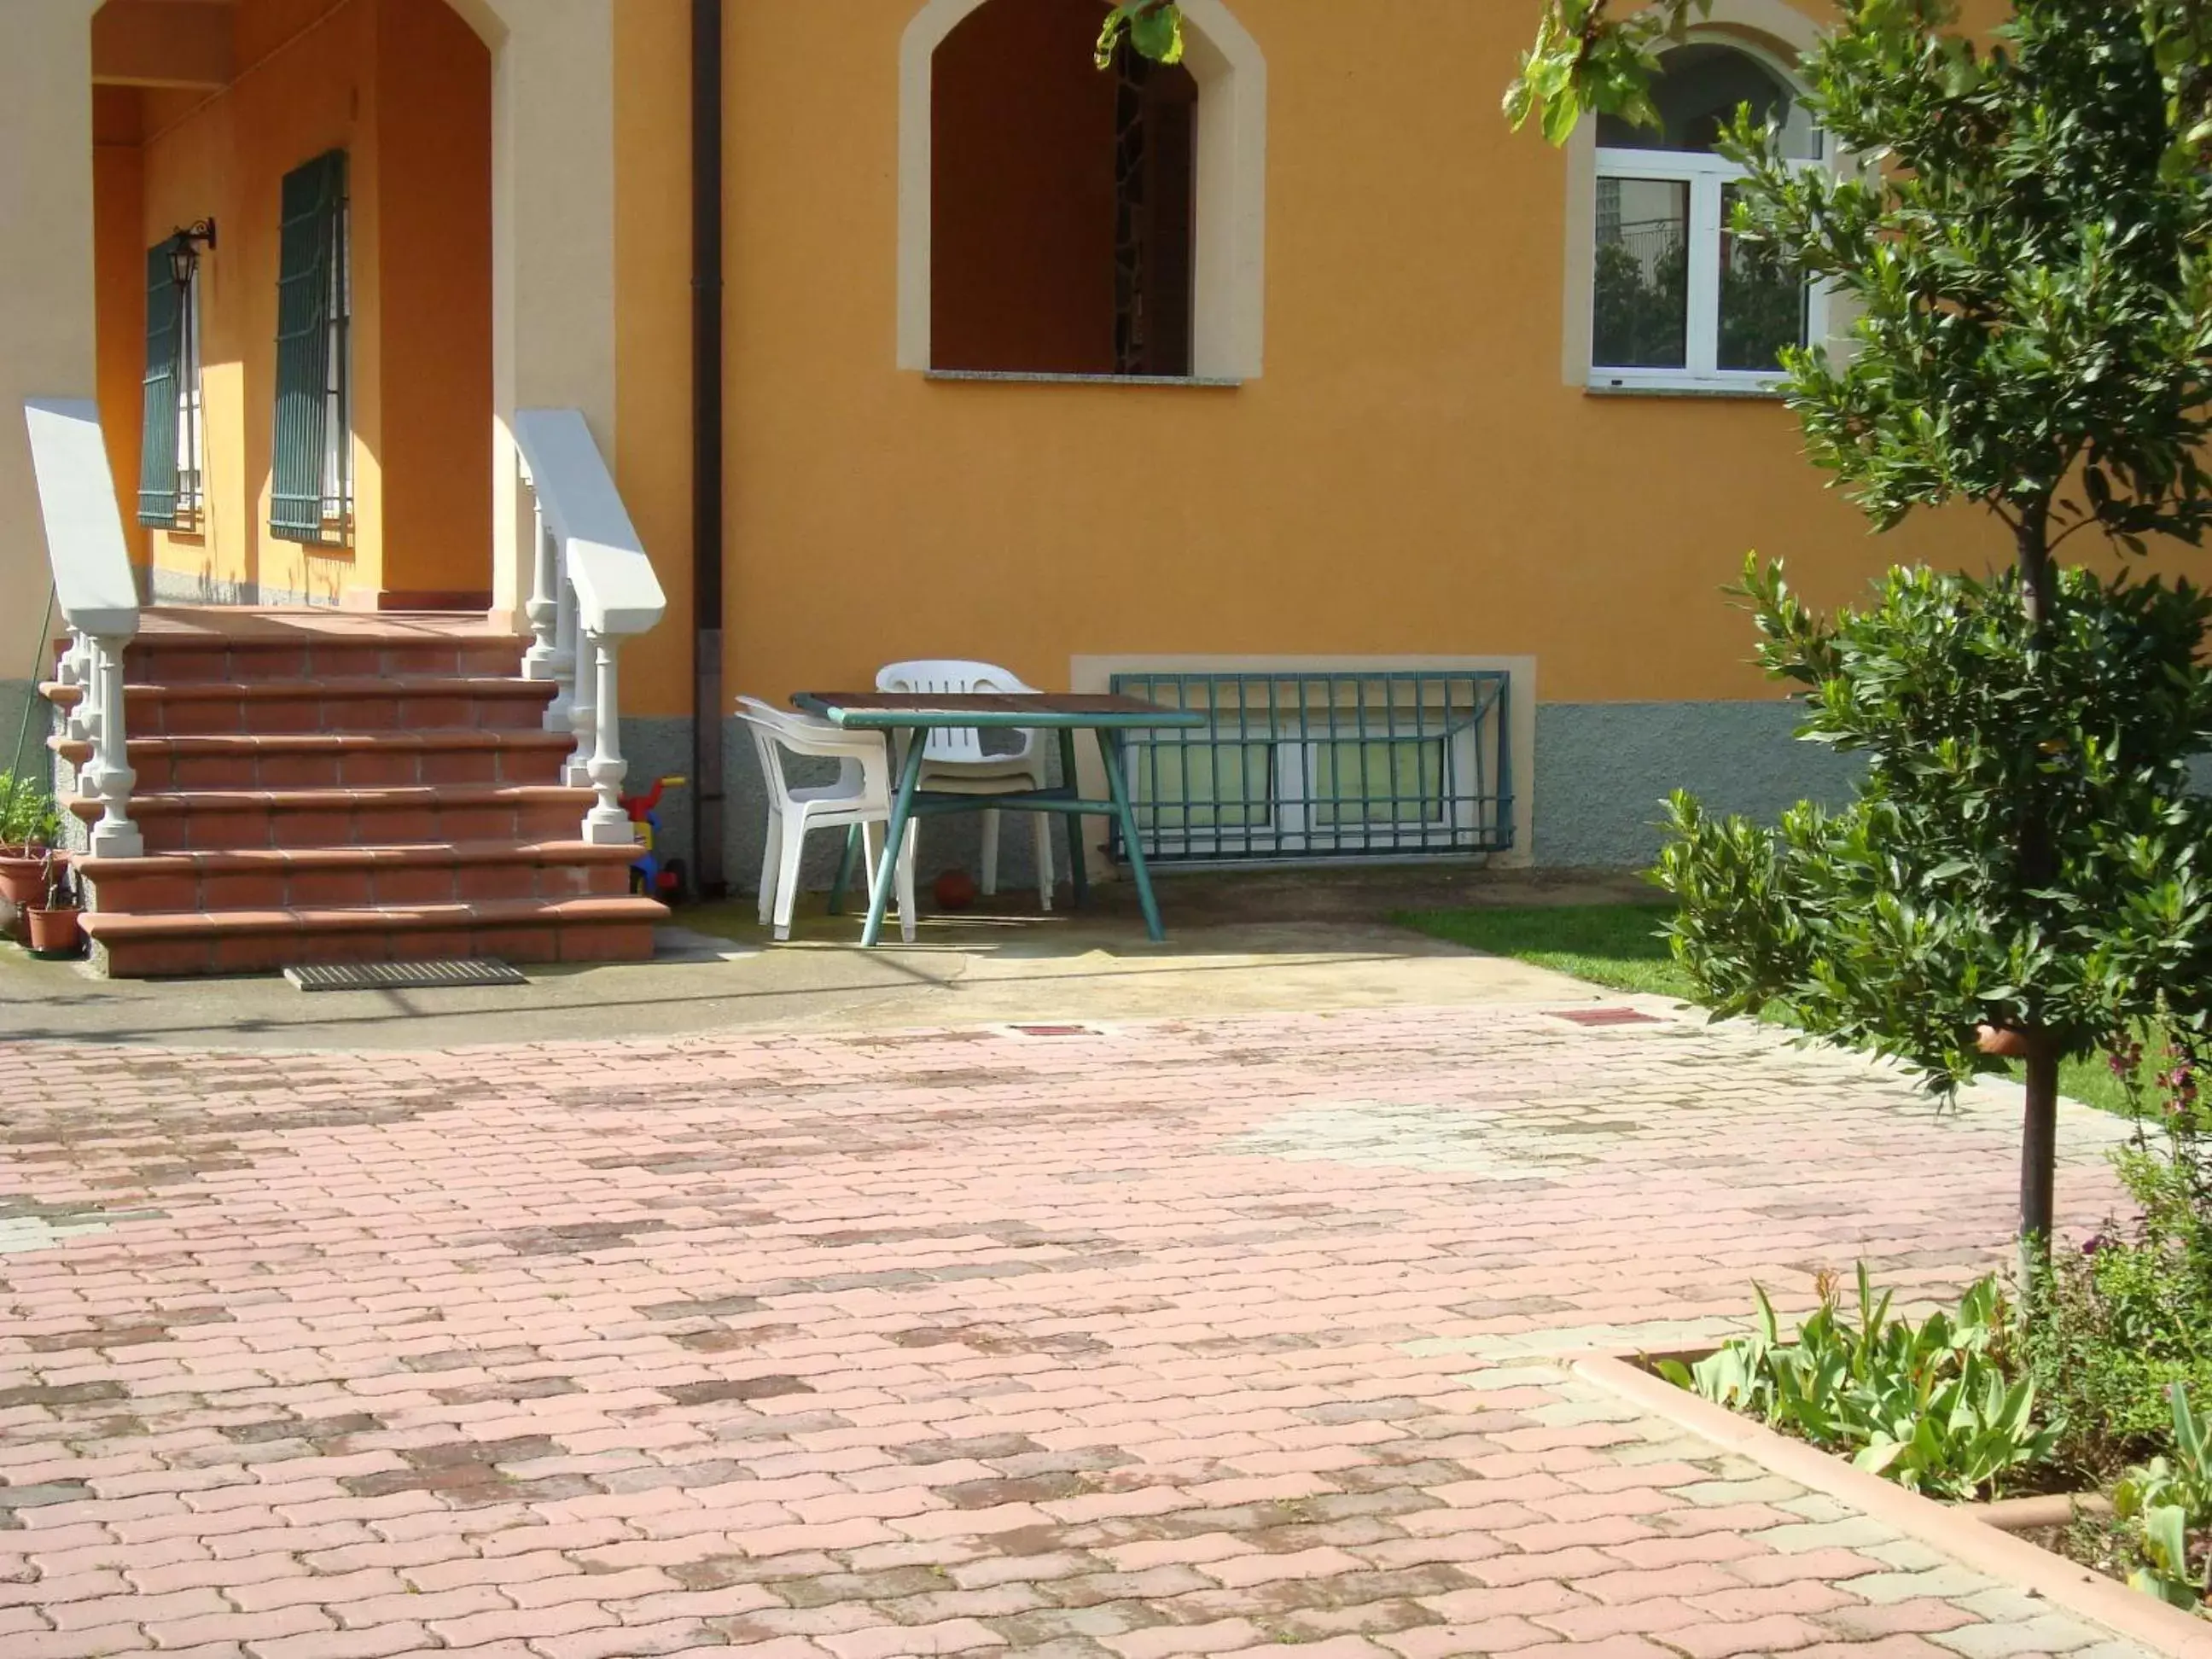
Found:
[23,399,141,859]
[511,409,667,845]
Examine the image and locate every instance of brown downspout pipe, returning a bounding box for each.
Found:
[690,0,727,898]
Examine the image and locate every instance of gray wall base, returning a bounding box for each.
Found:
[1533,701,1860,870]
[627,701,1866,890]
[0,680,43,789]
[144,567,323,608]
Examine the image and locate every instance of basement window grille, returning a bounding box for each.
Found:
[1108,670,1515,864]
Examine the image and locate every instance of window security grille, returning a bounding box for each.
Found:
[271,149,350,544]
[1108,671,1515,864]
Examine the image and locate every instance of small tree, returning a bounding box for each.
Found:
[1506,0,2212,1258]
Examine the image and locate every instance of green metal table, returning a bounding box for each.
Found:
[791,691,1208,947]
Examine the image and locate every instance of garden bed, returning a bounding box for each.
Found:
[1575,1349,2212,1658]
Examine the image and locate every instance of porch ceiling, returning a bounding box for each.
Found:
[93,0,236,93]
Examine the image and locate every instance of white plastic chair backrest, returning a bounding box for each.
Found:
[737,697,883,806]
[875,659,1036,766]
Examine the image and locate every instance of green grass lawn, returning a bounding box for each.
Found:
[1396,902,2133,1116]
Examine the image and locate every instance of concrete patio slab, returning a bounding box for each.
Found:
[0,870,1652,1051]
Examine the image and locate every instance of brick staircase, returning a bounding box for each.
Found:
[43,609,667,977]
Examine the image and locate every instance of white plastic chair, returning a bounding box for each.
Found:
[738,696,917,942]
[875,659,1054,910]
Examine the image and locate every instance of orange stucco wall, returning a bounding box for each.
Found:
[612,0,696,721]
[690,0,2037,719]
[92,89,147,567]
[98,0,491,608]
[373,0,492,604]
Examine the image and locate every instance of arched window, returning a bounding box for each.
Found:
[1587,39,1824,390]
[899,0,1266,382]
[930,0,1194,376]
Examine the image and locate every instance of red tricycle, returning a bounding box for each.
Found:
[621,775,688,902]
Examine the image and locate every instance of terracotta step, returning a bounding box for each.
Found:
[80,894,668,978]
[119,632,528,684]
[48,729,576,790]
[120,677,557,737]
[68,784,599,853]
[75,841,637,912]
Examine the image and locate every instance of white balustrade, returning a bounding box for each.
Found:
[512,410,667,845]
[23,399,141,859]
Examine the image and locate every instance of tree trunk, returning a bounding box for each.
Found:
[2017,514,2058,1269]
[2021,1039,2059,1272]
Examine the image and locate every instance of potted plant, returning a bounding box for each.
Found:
[24,851,82,959]
[0,772,60,904]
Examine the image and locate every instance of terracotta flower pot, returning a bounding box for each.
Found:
[1976,1024,2034,1059]
[0,848,46,907]
[24,904,82,958]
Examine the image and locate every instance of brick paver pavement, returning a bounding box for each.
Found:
[0,1004,2151,1658]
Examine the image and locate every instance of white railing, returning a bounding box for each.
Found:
[511,409,667,845]
[23,399,142,859]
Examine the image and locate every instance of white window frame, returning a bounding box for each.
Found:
[175,260,206,527]
[1590,143,1827,393]
[320,195,353,541]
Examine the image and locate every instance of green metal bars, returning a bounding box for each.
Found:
[137,239,185,528]
[271,149,348,544]
[1106,670,1515,864]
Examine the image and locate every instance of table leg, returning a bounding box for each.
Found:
[828,824,859,917]
[1097,729,1164,943]
[1057,727,1089,909]
[864,735,930,947]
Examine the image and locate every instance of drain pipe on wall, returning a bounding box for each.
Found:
[690,0,728,899]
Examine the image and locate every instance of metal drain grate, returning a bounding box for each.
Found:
[284,959,527,992]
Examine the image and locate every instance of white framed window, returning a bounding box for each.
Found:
[176,260,206,527]
[321,195,352,537]
[1588,40,1825,393]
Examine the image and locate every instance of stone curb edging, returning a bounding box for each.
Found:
[1569,1352,2212,1659]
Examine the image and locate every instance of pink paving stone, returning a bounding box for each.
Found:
[0,1008,2145,1659]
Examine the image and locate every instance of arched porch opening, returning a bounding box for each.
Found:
[88,0,498,610]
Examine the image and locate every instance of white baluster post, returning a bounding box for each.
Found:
[521,494,562,682]
[561,573,592,788]
[581,632,631,844]
[74,635,106,804]
[87,637,141,858]
[64,630,95,746]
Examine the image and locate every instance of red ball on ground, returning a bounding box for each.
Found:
[933,869,978,911]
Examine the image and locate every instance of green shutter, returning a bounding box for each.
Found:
[137,240,185,528]
[271,149,346,542]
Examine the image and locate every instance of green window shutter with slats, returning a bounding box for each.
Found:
[137,240,184,528]
[270,148,345,542]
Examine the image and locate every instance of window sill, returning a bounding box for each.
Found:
[1584,380,1788,401]
[924,370,1243,389]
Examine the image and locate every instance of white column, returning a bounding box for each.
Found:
[581,632,630,844]
[87,636,140,859]
[0,2,102,646]
[482,0,620,628]
[521,492,561,679]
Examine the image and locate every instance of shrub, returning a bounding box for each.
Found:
[1660,1266,2057,1501]
[2030,1037,2212,1477]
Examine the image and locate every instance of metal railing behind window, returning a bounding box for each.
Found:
[1108,670,1514,864]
